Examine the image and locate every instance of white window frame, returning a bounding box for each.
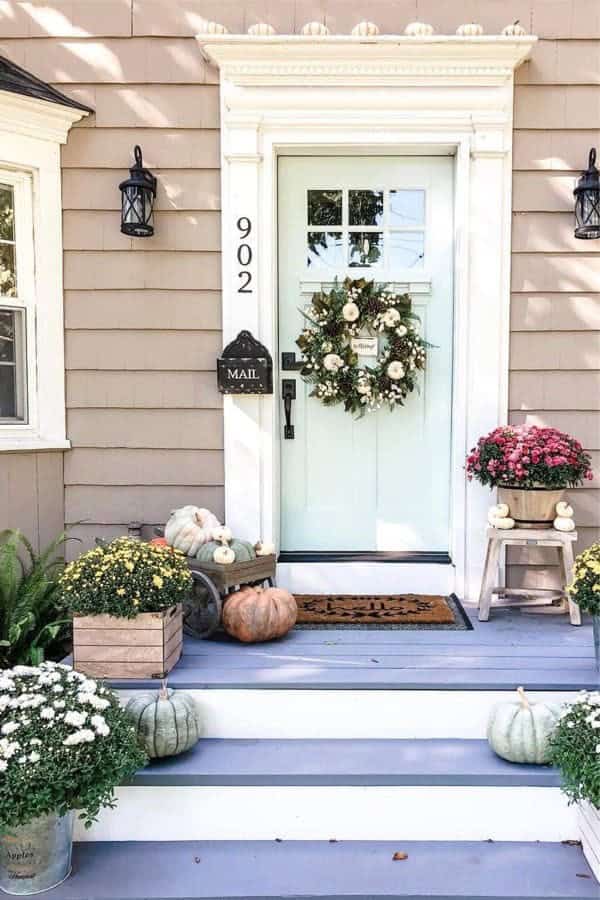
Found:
[0,91,89,451]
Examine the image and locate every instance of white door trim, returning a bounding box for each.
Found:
[199,33,537,602]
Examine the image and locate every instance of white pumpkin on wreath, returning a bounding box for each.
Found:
[296,277,429,417]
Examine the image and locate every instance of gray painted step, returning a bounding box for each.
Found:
[130,738,560,787]
[47,840,596,899]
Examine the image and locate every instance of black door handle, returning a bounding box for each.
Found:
[282,379,296,439]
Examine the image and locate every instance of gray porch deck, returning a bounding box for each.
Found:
[111,607,599,692]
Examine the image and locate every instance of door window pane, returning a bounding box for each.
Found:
[0,366,15,418]
[389,231,425,268]
[349,232,382,267]
[349,190,384,226]
[0,244,16,297]
[0,186,15,241]
[307,231,344,269]
[307,190,342,227]
[390,189,425,226]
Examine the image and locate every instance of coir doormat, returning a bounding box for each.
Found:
[295,593,472,630]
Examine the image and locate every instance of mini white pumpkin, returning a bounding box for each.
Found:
[456,23,483,36]
[556,501,574,518]
[487,687,561,764]
[502,20,527,36]
[387,361,405,381]
[248,22,276,35]
[301,21,329,36]
[255,540,275,557]
[212,525,233,543]
[198,20,228,35]
[554,516,575,533]
[342,302,360,322]
[351,21,379,36]
[213,545,235,565]
[490,503,510,519]
[493,516,515,530]
[404,21,434,36]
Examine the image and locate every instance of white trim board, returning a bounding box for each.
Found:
[200,33,537,603]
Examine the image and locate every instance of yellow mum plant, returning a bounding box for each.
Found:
[59,538,192,618]
[568,542,600,616]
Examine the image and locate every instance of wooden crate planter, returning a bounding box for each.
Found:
[578,801,600,883]
[73,604,183,680]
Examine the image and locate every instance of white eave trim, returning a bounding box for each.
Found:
[0,90,90,144]
[198,34,538,82]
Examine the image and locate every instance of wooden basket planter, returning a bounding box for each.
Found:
[578,801,600,883]
[73,603,183,680]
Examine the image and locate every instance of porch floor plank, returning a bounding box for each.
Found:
[45,840,597,899]
[108,609,598,691]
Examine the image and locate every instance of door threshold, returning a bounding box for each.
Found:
[278,551,452,564]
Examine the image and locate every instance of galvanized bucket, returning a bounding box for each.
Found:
[0,812,73,895]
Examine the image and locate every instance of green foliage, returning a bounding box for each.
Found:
[0,529,71,669]
[0,663,146,829]
[568,543,600,616]
[549,692,600,810]
[59,537,192,618]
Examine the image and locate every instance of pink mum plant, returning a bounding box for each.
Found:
[466,425,593,490]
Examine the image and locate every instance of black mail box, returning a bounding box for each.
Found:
[217,330,273,395]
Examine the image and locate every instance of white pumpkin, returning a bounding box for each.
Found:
[456,23,483,36]
[164,506,221,556]
[493,516,515,530]
[489,503,510,519]
[255,540,275,557]
[198,20,228,35]
[351,21,379,36]
[502,20,527,36]
[556,501,574,518]
[213,545,235,565]
[487,687,562,764]
[301,21,329,35]
[404,21,434,36]
[248,22,276,35]
[212,525,233,543]
[554,516,575,532]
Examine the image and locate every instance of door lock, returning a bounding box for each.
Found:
[282,379,296,439]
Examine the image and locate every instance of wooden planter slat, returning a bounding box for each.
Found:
[73,604,182,680]
[188,554,276,593]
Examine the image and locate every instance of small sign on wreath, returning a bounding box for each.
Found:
[296,277,429,417]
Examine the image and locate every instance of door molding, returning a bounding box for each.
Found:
[199,33,537,602]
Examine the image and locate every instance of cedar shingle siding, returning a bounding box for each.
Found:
[0,1,597,584]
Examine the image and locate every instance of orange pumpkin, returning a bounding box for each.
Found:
[151,537,168,547]
[222,586,297,643]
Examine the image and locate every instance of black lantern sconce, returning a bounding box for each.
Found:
[119,145,157,237]
[574,148,600,240]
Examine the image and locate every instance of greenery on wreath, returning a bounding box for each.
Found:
[567,542,600,616]
[59,537,192,619]
[549,692,600,810]
[296,278,428,416]
[0,662,146,828]
[0,529,71,669]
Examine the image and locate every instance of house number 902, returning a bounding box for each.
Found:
[236,216,252,294]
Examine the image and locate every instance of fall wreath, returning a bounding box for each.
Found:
[296,278,428,416]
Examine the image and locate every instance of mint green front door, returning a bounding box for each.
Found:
[278,156,454,554]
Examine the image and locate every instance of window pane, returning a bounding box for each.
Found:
[307,190,342,227]
[349,190,383,226]
[0,244,16,297]
[0,309,15,362]
[349,232,383,267]
[389,231,425,268]
[0,185,14,241]
[307,231,344,269]
[390,189,425,226]
[0,365,16,418]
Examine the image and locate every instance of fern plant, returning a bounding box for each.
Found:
[0,529,72,668]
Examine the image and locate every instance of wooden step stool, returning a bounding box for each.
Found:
[478,527,581,625]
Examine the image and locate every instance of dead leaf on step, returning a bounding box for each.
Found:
[562,839,582,847]
[576,874,591,879]
[329,839,338,843]
[393,852,408,861]
[194,857,201,864]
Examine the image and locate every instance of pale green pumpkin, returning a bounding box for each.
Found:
[196,538,256,564]
[487,687,562,764]
[125,684,202,758]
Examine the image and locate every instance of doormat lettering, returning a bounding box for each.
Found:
[295,594,472,630]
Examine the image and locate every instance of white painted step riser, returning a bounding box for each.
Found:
[118,689,578,739]
[77,786,577,843]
